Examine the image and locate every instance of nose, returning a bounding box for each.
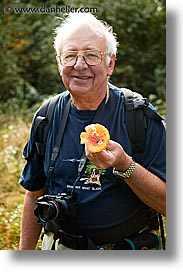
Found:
[74,55,88,70]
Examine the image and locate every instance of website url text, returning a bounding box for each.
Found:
[4,5,98,14]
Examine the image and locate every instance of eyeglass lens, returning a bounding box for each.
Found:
[60,50,103,66]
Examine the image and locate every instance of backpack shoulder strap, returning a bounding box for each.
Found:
[33,94,61,156]
[121,88,163,162]
[122,88,166,249]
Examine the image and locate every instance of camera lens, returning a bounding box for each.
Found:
[42,203,57,220]
[36,201,60,222]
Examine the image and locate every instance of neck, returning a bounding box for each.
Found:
[71,86,109,110]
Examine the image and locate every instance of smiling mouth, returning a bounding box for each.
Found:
[72,76,92,80]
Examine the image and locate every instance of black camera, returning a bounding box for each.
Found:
[34,193,77,223]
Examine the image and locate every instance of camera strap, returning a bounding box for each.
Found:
[46,97,71,187]
[46,93,107,191]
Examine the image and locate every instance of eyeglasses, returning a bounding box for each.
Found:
[57,50,107,66]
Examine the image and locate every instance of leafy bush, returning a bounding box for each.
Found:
[1,0,165,110]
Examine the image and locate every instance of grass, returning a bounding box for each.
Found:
[0,115,30,250]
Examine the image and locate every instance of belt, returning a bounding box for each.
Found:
[53,229,161,250]
[53,229,97,250]
[45,208,150,244]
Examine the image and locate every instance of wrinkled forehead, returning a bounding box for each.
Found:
[60,24,106,51]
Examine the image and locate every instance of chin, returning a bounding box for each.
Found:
[69,85,92,95]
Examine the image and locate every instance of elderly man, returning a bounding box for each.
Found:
[19,13,166,250]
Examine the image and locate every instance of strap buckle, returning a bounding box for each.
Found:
[134,98,149,109]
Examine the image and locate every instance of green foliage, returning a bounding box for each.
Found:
[0,0,165,114]
[0,0,65,108]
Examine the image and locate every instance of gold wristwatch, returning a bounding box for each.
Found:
[113,160,136,179]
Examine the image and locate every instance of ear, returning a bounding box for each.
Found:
[56,56,62,76]
[107,54,116,76]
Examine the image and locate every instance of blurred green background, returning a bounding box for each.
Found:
[0,0,166,249]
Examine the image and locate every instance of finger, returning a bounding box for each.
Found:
[85,144,89,156]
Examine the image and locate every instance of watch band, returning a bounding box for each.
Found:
[113,160,136,179]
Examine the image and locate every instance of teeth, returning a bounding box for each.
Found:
[75,76,90,79]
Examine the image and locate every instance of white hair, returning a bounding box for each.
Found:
[53,13,119,61]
